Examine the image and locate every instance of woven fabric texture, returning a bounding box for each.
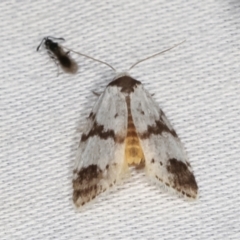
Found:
[0,1,239,239]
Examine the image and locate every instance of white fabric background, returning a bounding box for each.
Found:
[0,1,239,239]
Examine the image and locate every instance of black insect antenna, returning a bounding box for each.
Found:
[36,36,65,51]
[36,37,47,51]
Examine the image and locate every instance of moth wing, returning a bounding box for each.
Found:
[131,85,198,199]
[73,85,128,208]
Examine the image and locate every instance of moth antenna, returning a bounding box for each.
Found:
[128,40,186,71]
[63,47,116,72]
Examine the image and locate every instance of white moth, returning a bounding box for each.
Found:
[71,42,198,208]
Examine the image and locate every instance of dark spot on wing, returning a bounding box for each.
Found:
[74,164,102,185]
[108,76,141,93]
[166,158,198,194]
[139,118,177,139]
[73,165,102,205]
[81,121,124,143]
[72,162,122,207]
[73,164,117,207]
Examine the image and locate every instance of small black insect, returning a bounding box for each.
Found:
[37,36,78,74]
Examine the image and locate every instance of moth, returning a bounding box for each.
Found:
[72,42,198,208]
[37,36,78,74]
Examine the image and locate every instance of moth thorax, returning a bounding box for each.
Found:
[125,97,145,165]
